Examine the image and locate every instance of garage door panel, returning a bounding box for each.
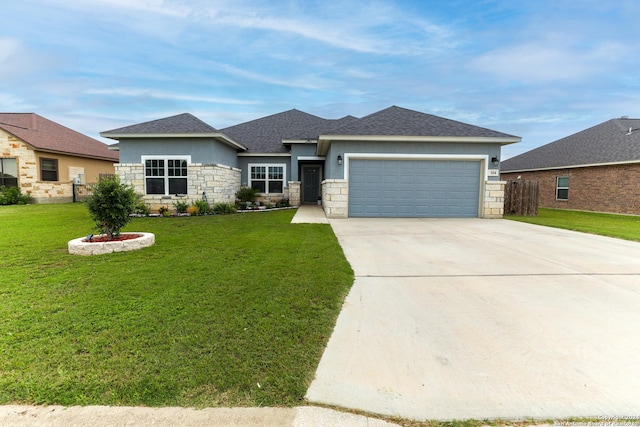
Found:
[349,159,480,218]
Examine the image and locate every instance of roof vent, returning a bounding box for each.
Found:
[621,115,629,119]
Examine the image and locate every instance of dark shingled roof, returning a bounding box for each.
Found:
[0,113,118,161]
[288,115,360,140]
[102,113,219,134]
[325,106,518,138]
[501,118,640,172]
[221,109,329,153]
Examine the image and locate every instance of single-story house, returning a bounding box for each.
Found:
[500,117,640,215]
[0,113,119,203]
[101,106,520,218]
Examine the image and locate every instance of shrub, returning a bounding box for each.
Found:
[212,203,237,215]
[187,205,199,216]
[85,177,137,240]
[236,187,260,204]
[0,186,31,205]
[192,199,211,215]
[133,196,150,215]
[173,200,188,214]
[276,198,290,208]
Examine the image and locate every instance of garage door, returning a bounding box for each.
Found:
[348,159,481,218]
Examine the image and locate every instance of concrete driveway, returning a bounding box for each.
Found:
[306,218,640,421]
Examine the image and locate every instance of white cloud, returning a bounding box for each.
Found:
[85,88,262,105]
[470,38,625,83]
[0,38,20,63]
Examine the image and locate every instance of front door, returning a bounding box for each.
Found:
[302,165,321,203]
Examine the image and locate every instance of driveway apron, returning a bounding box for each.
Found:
[305,218,640,421]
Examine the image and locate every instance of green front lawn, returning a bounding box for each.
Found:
[0,204,353,407]
[505,208,640,242]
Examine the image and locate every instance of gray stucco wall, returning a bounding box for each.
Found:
[290,144,321,181]
[324,140,502,180]
[118,137,239,167]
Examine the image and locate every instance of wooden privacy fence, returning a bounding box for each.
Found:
[504,179,539,216]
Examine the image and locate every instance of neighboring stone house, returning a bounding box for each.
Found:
[0,113,119,203]
[500,117,640,215]
[102,106,520,218]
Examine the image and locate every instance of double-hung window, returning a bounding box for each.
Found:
[0,158,18,187]
[556,176,569,200]
[143,156,190,195]
[40,158,58,181]
[249,164,285,194]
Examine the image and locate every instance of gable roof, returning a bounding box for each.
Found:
[0,113,118,161]
[286,115,360,142]
[326,106,519,138]
[102,113,219,134]
[222,109,329,153]
[101,113,246,151]
[316,106,520,154]
[501,118,640,172]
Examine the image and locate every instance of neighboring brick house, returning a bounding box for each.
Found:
[500,117,640,215]
[0,113,119,203]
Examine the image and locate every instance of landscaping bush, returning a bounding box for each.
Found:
[236,187,260,204]
[85,177,138,239]
[0,186,31,205]
[191,199,211,215]
[173,200,188,214]
[212,203,237,215]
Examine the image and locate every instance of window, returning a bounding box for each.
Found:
[556,176,569,200]
[143,156,189,195]
[0,158,18,187]
[249,164,285,193]
[40,158,58,181]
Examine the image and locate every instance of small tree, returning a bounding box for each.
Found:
[85,177,138,240]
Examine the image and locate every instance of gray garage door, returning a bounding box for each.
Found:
[348,159,481,217]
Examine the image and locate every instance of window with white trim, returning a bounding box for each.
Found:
[249,164,285,193]
[143,156,190,195]
[556,176,569,200]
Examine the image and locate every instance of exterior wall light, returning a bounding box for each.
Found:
[337,155,343,165]
[491,156,499,166]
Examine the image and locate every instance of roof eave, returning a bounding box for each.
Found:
[99,132,247,151]
[34,148,119,162]
[316,135,521,155]
[501,159,640,173]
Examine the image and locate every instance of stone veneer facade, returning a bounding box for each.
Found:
[482,180,506,219]
[115,163,241,212]
[1,131,74,203]
[287,181,301,207]
[321,179,348,218]
[321,179,505,219]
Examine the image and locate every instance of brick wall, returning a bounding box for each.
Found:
[501,163,640,215]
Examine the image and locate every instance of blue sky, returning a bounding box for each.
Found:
[1,0,639,158]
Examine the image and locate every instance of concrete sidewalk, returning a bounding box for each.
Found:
[290,204,329,224]
[0,405,400,427]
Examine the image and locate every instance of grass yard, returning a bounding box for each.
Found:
[0,204,353,408]
[505,208,640,242]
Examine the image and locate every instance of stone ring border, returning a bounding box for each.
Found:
[68,232,155,256]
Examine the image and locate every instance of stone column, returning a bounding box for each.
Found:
[482,180,506,218]
[322,179,348,218]
[288,181,301,206]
